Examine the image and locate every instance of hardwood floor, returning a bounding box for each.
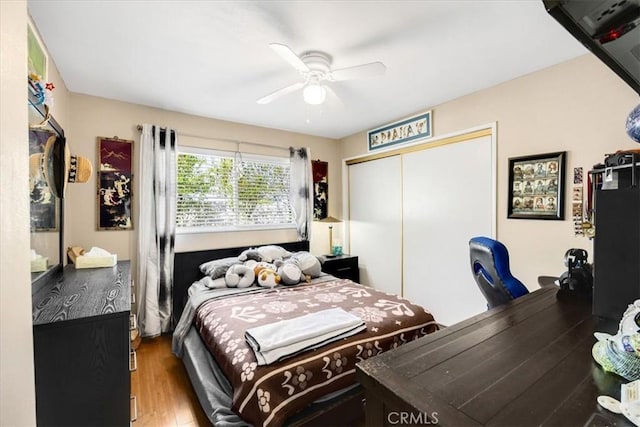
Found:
[131,335,365,427]
[131,335,211,426]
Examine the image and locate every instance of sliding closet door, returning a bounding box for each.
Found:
[348,156,402,295]
[403,135,493,326]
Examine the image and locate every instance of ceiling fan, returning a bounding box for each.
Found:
[256,43,386,106]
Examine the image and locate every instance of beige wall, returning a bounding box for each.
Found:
[1,7,74,423]
[65,94,342,263]
[1,1,36,424]
[340,54,639,290]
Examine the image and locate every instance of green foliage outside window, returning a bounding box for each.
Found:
[177,151,293,230]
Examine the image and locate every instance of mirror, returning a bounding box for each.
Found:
[29,89,64,283]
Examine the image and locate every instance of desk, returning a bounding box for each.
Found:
[356,287,632,426]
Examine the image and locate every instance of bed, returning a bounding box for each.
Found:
[172,241,439,426]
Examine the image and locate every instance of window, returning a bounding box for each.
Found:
[176,147,295,232]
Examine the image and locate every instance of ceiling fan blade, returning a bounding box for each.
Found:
[256,81,305,104]
[324,85,345,109]
[269,43,309,73]
[330,62,386,81]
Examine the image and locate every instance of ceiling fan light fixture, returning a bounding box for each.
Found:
[303,83,326,105]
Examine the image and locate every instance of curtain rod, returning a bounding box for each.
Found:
[136,124,291,152]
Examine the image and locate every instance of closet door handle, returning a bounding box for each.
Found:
[130,350,137,372]
[130,395,138,423]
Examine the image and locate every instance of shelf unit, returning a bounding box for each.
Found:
[590,155,640,320]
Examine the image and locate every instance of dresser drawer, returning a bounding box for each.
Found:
[322,255,359,282]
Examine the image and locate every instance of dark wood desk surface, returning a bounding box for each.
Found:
[356,287,633,426]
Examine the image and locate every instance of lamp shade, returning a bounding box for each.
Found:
[319,216,341,223]
[303,83,327,105]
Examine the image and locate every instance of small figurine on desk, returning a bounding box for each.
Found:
[592,299,640,381]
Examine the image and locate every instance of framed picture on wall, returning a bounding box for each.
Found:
[28,22,47,80]
[508,151,566,220]
[312,160,328,220]
[97,137,133,230]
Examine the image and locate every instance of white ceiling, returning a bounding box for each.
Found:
[28,0,587,139]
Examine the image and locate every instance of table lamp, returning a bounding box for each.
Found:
[319,216,342,256]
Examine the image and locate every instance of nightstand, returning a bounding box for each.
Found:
[322,254,359,282]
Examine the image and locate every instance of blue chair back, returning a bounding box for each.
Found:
[469,236,529,309]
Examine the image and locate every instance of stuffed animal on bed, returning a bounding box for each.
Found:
[238,245,292,263]
[257,245,292,262]
[273,258,310,285]
[238,248,262,262]
[257,268,281,288]
[291,252,322,278]
[276,262,304,285]
[253,262,277,276]
[225,264,255,288]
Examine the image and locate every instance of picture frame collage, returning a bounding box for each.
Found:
[508,151,566,220]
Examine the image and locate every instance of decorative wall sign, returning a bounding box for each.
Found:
[98,137,133,230]
[508,151,566,220]
[28,23,47,80]
[312,160,328,220]
[29,129,57,231]
[368,110,432,151]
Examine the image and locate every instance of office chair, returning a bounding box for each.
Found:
[469,236,529,309]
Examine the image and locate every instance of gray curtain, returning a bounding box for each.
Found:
[137,124,177,337]
[289,147,312,241]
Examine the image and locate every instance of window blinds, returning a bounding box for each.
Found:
[176,149,294,231]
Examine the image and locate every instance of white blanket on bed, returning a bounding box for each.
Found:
[245,308,366,366]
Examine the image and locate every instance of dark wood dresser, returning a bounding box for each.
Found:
[322,254,360,282]
[356,287,632,427]
[32,261,133,426]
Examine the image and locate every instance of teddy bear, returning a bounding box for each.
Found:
[252,261,277,276]
[257,268,281,288]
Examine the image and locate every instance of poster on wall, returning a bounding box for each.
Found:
[29,129,57,231]
[98,137,133,230]
[312,160,328,220]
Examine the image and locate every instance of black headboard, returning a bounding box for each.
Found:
[172,241,310,325]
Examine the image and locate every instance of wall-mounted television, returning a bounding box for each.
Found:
[544,0,640,95]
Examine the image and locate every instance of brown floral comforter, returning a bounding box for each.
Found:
[194,278,438,427]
